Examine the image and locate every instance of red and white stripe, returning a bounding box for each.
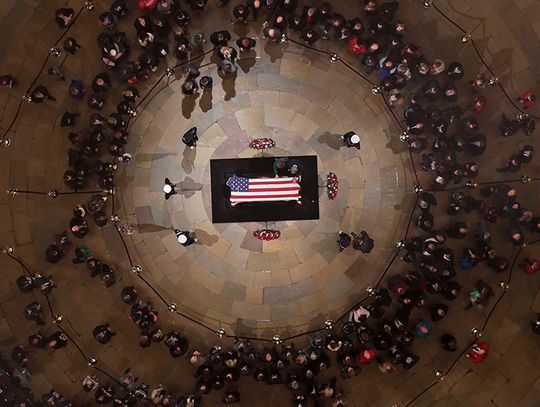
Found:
[230,177,301,206]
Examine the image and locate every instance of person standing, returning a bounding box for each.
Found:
[25,301,46,325]
[174,229,197,246]
[233,5,250,25]
[337,231,351,252]
[351,231,374,253]
[466,342,489,363]
[531,314,540,335]
[31,85,56,103]
[93,323,116,344]
[236,37,256,52]
[517,90,535,109]
[61,111,80,127]
[223,391,240,404]
[64,37,81,54]
[440,334,457,351]
[0,74,15,88]
[519,145,534,164]
[48,331,69,350]
[446,222,467,239]
[48,66,66,81]
[496,155,521,173]
[341,131,361,149]
[55,8,74,28]
[182,127,198,149]
[163,178,177,199]
[247,0,261,20]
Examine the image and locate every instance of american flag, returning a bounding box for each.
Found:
[226,175,302,207]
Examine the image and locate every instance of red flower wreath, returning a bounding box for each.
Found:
[253,229,281,241]
[327,172,339,200]
[249,138,276,150]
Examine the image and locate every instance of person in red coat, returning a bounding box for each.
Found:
[472,96,487,114]
[519,258,539,274]
[466,342,489,364]
[348,37,366,56]
[138,0,158,10]
[517,90,535,109]
[357,348,377,364]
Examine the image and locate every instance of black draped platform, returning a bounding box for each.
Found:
[210,155,320,223]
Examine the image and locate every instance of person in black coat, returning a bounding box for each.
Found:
[337,231,351,252]
[16,275,34,293]
[531,314,540,335]
[70,217,89,238]
[48,331,69,350]
[55,8,74,28]
[446,62,464,81]
[300,28,320,46]
[111,0,129,18]
[31,85,55,103]
[418,191,437,211]
[429,303,448,322]
[496,155,521,173]
[210,30,231,46]
[25,301,46,325]
[351,231,374,253]
[233,5,250,24]
[519,145,534,164]
[509,225,524,246]
[0,74,15,88]
[64,37,81,54]
[440,334,457,351]
[174,229,197,246]
[163,178,177,199]
[92,73,112,93]
[93,323,116,344]
[246,0,261,20]
[182,127,198,149]
[446,222,467,239]
[416,211,434,231]
[342,131,361,149]
[236,37,256,52]
[441,281,461,301]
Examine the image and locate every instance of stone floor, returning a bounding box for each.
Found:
[120,43,411,336]
[0,0,539,406]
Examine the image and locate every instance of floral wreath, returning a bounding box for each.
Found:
[249,137,276,150]
[327,172,339,200]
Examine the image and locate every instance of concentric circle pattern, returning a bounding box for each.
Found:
[121,46,412,336]
[1,0,540,406]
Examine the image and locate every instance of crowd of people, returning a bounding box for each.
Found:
[2,0,539,406]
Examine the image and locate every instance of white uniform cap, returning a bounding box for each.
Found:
[351,134,360,144]
[163,184,172,194]
[178,234,187,244]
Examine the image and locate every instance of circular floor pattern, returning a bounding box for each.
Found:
[118,44,415,337]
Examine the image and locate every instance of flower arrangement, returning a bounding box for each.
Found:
[327,172,339,200]
[253,229,281,241]
[249,138,276,150]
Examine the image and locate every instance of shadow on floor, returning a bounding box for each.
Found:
[193,228,219,246]
[135,152,175,164]
[238,56,257,73]
[182,94,199,118]
[181,148,196,174]
[317,131,342,150]
[180,177,203,199]
[264,41,285,63]
[199,88,213,112]
[221,73,237,100]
